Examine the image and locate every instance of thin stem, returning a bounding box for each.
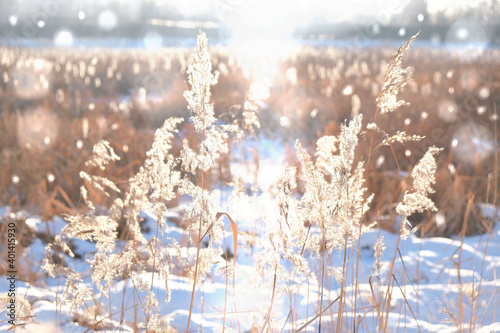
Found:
[368,109,380,163]
[380,235,400,332]
[261,265,278,333]
[222,232,229,333]
[318,244,325,332]
[353,193,367,329]
[475,107,498,328]
[187,125,206,332]
[294,296,340,333]
[186,199,203,333]
[147,226,160,323]
[335,238,348,333]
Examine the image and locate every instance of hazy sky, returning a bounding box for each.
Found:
[170,0,487,22]
[166,0,492,40]
[3,0,492,28]
[2,0,496,44]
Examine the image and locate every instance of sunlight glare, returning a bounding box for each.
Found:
[54,30,74,47]
[229,38,299,83]
[227,0,299,84]
[8,15,18,26]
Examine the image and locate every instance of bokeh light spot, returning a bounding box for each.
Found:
[477,106,486,115]
[459,70,480,91]
[17,107,60,150]
[446,20,489,47]
[438,99,459,122]
[47,173,55,183]
[54,30,74,47]
[280,116,290,127]
[8,15,18,26]
[478,87,490,100]
[98,10,118,31]
[452,122,494,166]
[342,85,353,96]
[310,108,318,118]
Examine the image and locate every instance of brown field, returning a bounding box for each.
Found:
[1,43,497,237]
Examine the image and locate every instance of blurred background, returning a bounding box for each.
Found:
[1,0,500,47]
[0,0,499,238]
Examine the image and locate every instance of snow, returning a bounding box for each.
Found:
[1,143,499,332]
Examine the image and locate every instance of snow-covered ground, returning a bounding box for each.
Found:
[1,139,499,333]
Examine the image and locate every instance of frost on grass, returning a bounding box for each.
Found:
[240,81,265,138]
[246,32,436,330]
[42,112,184,328]
[184,31,219,134]
[179,31,239,284]
[181,32,238,173]
[37,31,449,331]
[132,117,183,230]
[374,235,385,273]
[41,30,246,330]
[0,293,33,322]
[296,115,372,254]
[85,139,120,170]
[250,115,375,330]
[397,146,442,238]
[379,131,424,146]
[315,135,338,175]
[376,32,418,114]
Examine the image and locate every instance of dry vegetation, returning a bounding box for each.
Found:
[1,36,498,238]
[0,31,498,332]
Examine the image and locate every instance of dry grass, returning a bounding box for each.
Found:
[0,31,498,332]
[1,41,498,237]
